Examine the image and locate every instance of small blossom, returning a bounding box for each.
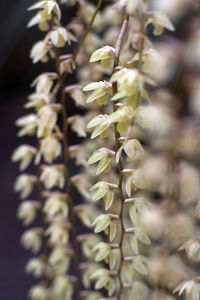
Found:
[90,46,116,70]
[28,12,49,31]
[69,144,87,166]
[30,40,52,64]
[16,114,38,137]
[17,201,40,225]
[11,145,36,171]
[40,165,65,189]
[31,73,57,94]
[146,11,175,35]
[35,136,62,164]
[52,276,74,299]
[26,257,46,278]
[83,81,112,105]
[174,279,200,300]
[49,247,70,273]
[46,223,69,246]
[14,175,36,199]
[49,27,77,47]
[179,239,200,261]
[21,228,42,253]
[25,93,49,110]
[29,284,49,300]
[37,105,57,138]
[68,115,87,137]
[28,1,61,22]
[43,193,68,218]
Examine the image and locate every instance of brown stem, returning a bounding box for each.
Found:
[111,14,129,300]
[54,48,82,300]
[36,142,50,286]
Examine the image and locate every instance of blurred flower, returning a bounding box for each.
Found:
[14,174,36,199]
[12,145,36,171]
[17,201,40,225]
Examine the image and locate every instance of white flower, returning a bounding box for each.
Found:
[52,276,73,298]
[179,239,200,261]
[16,114,38,137]
[21,228,42,253]
[90,46,116,70]
[28,0,61,22]
[36,136,62,164]
[43,193,68,217]
[49,27,77,47]
[146,11,175,36]
[83,81,112,105]
[40,165,65,189]
[37,105,57,138]
[14,175,36,199]
[25,93,49,110]
[17,201,40,225]
[28,12,49,31]
[31,73,57,94]
[69,145,87,166]
[26,257,46,278]
[11,145,36,171]
[29,284,49,300]
[46,223,69,246]
[30,40,52,64]
[68,115,87,137]
[49,247,70,273]
[174,279,200,300]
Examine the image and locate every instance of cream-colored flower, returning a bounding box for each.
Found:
[174,279,200,300]
[40,165,65,189]
[128,48,162,75]
[28,0,61,22]
[14,174,36,199]
[71,174,90,199]
[35,136,62,164]
[49,27,77,47]
[28,12,49,31]
[25,93,49,110]
[16,114,38,137]
[30,40,52,64]
[146,11,175,36]
[90,46,116,70]
[43,193,68,218]
[110,68,144,104]
[29,284,49,300]
[83,81,112,105]
[52,276,73,299]
[11,145,36,171]
[179,239,200,261]
[17,201,40,225]
[37,105,57,137]
[21,228,42,253]
[68,115,87,137]
[69,144,87,166]
[49,247,70,273]
[31,73,57,94]
[46,223,69,246]
[115,0,140,15]
[26,257,46,278]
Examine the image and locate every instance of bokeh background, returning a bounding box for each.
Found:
[0,0,200,300]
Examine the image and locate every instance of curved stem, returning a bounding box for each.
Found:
[111,14,129,300]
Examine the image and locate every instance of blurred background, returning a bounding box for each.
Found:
[0,0,200,300]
